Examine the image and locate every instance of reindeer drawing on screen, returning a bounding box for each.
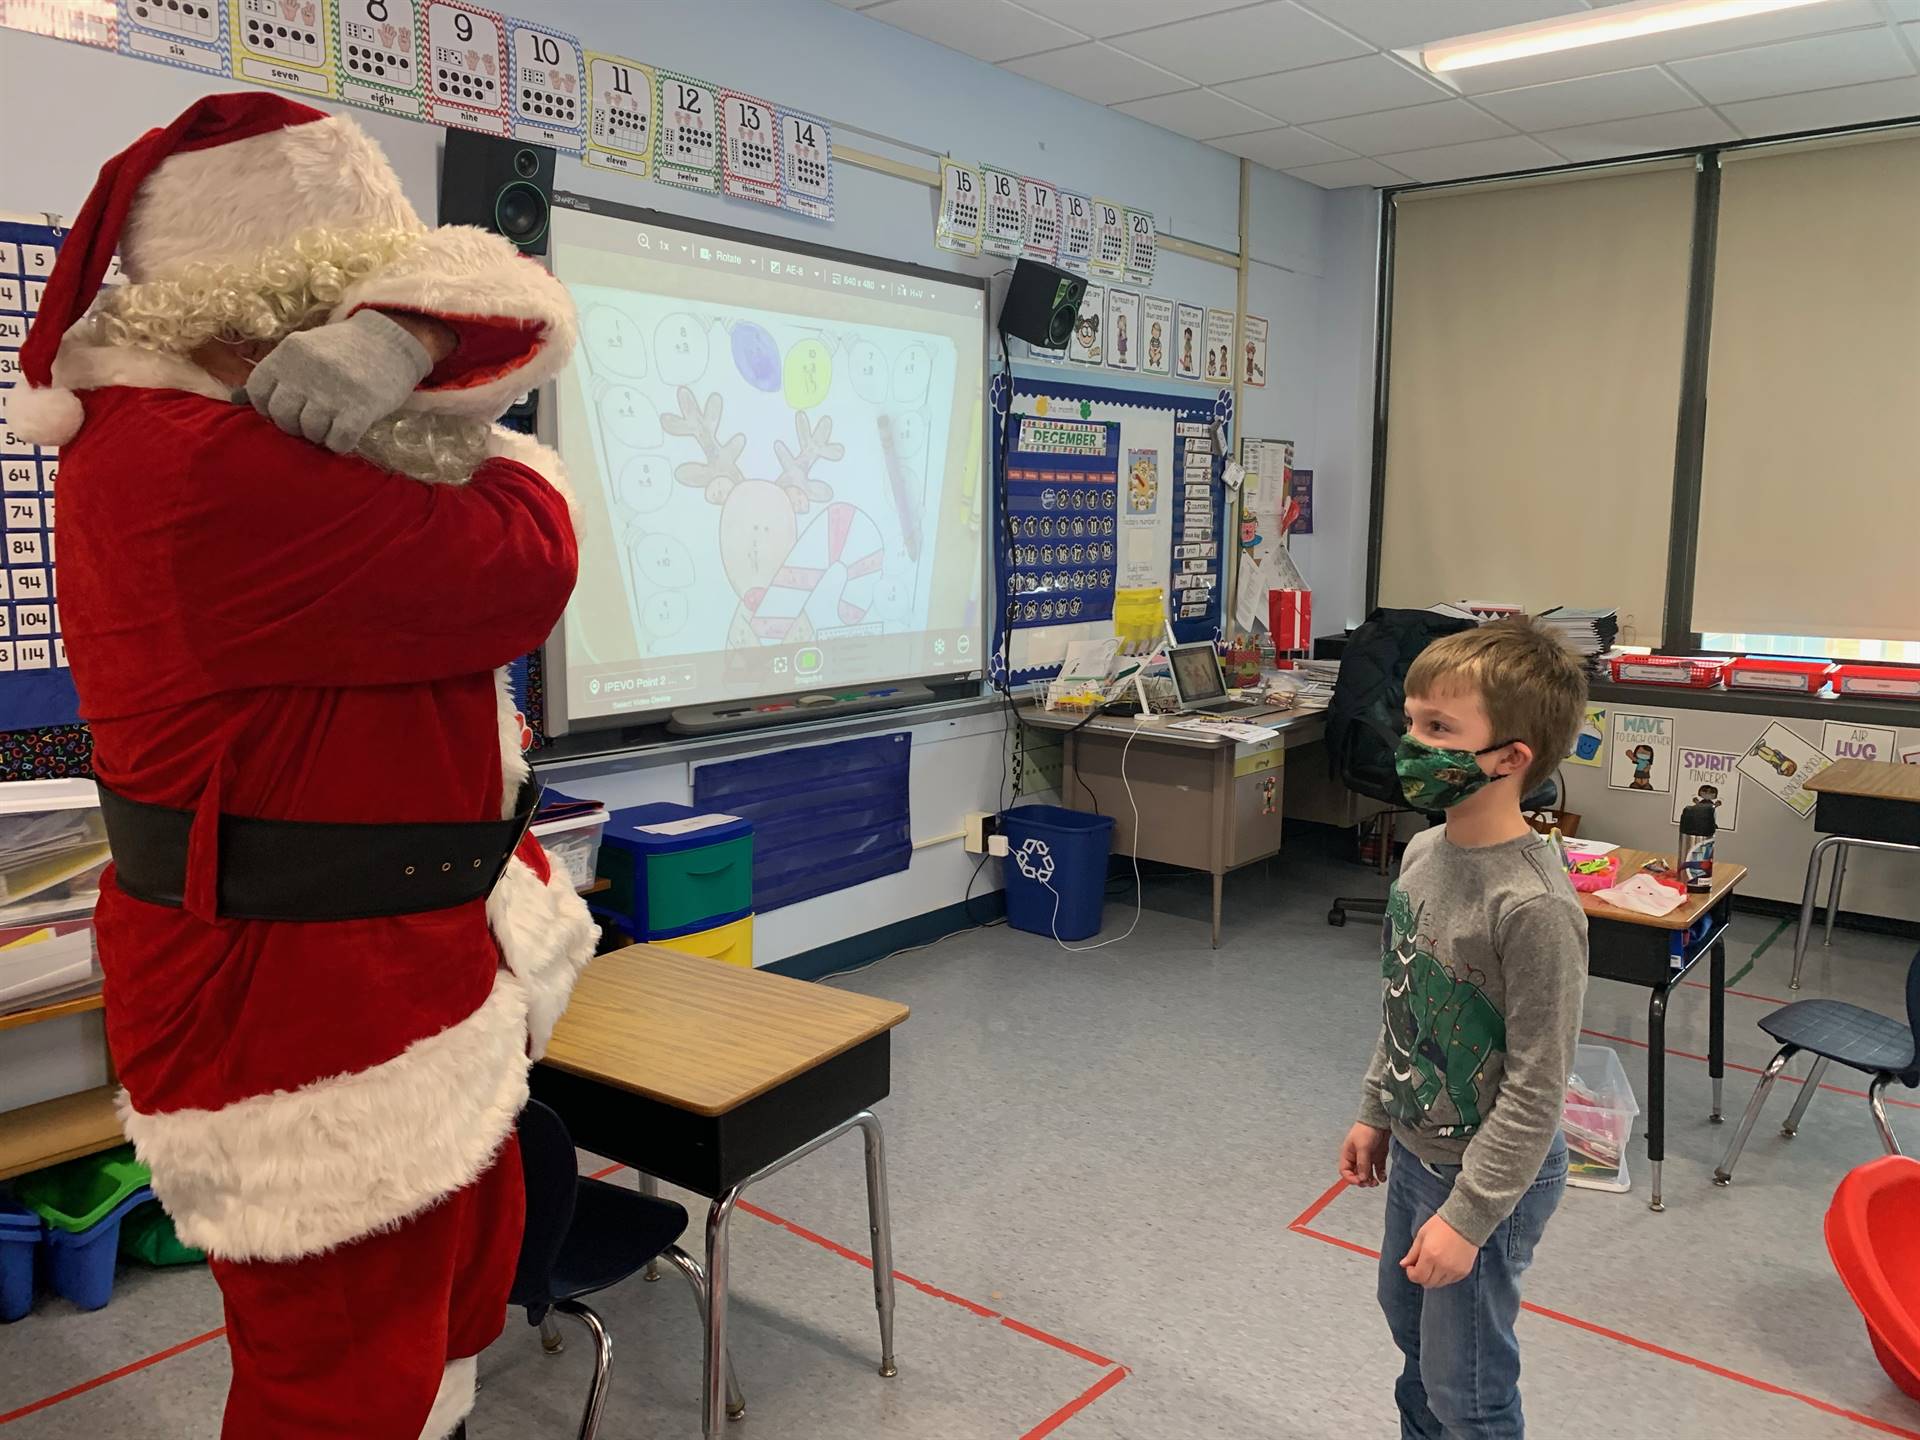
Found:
[663,385,889,652]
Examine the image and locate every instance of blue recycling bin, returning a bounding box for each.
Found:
[1001,805,1115,941]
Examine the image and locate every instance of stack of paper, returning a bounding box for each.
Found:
[1538,607,1620,675]
[0,782,108,1014]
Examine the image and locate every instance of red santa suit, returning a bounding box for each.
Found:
[13,95,594,1439]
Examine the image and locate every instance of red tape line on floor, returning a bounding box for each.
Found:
[0,1326,228,1427]
[1582,1027,1920,1111]
[1020,1365,1132,1440]
[1290,1182,1920,1439]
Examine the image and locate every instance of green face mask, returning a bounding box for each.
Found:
[1395,734,1521,811]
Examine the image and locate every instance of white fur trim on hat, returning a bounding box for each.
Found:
[336,225,579,421]
[419,1357,477,1440]
[124,113,421,282]
[9,386,84,447]
[120,970,533,1264]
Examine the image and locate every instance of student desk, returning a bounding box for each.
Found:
[1015,702,1327,946]
[1789,759,1920,990]
[530,945,910,1439]
[1579,849,1746,1213]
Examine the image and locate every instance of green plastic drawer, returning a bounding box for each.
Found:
[643,835,753,936]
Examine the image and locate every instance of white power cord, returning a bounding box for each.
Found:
[1039,721,1144,952]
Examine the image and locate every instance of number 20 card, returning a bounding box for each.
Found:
[420,0,507,134]
[506,19,583,153]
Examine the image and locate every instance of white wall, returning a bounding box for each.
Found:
[0,2,1370,977]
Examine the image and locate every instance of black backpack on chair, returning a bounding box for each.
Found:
[1326,607,1478,807]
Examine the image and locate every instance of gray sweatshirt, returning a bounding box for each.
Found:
[1358,827,1588,1246]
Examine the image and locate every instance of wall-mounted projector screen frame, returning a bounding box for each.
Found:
[540,193,992,743]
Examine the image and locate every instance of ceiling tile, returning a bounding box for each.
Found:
[1304,98,1513,154]
[1107,2,1372,86]
[1211,126,1358,169]
[1535,107,1738,162]
[1216,53,1452,123]
[1375,134,1561,182]
[1001,42,1190,104]
[1113,87,1286,140]
[1286,156,1416,188]
[1472,65,1696,131]
[825,0,887,8]
[861,0,1085,63]
[1670,27,1915,106]
[1289,0,1585,51]
[1719,73,1920,136]
[1440,0,1887,95]
[1010,0,1250,38]
[1891,0,1920,18]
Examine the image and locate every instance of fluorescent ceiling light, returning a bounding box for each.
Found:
[1422,0,1838,73]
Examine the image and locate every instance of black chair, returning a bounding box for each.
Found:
[509,1100,745,1438]
[1714,947,1918,1186]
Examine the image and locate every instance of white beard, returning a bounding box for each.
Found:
[354,410,496,484]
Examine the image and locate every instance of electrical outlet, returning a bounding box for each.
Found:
[964,811,1004,854]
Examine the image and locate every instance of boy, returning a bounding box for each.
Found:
[1339,618,1590,1439]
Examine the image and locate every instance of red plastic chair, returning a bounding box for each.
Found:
[1826,1154,1920,1404]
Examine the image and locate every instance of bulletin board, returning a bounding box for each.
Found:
[990,362,1228,688]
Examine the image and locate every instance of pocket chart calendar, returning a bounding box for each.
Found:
[0,216,83,733]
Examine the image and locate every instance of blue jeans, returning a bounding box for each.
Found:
[1377,1135,1567,1440]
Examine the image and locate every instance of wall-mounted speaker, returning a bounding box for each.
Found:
[998,258,1086,350]
[439,131,555,255]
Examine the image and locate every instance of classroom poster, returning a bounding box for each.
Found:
[1105,288,1140,371]
[979,165,1024,258]
[507,17,584,151]
[1067,284,1104,365]
[1019,176,1060,262]
[582,52,653,173]
[654,70,719,190]
[778,108,833,220]
[1821,722,1897,765]
[338,0,427,117]
[1671,750,1742,831]
[1175,303,1204,380]
[1122,206,1156,286]
[1243,313,1268,388]
[1141,296,1172,376]
[1127,447,1158,514]
[1204,308,1234,384]
[1090,198,1126,280]
[1289,466,1312,533]
[1609,711,1673,793]
[718,88,782,205]
[5,1,116,46]
[1738,721,1830,818]
[232,0,338,98]
[120,0,228,72]
[1059,191,1094,272]
[420,0,509,135]
[934,160,983,256]
[1904,744,1920,766]
[1566,705,1606,767]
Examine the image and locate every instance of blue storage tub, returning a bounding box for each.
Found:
[1001,806,1115,942]
[594,803,754,941]
[0,1196,40,1323]
[40,1185,152,1312]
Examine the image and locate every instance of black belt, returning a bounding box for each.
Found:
[97,778,542,923]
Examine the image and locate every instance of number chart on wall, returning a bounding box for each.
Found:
[992,365,1227,686]
[0,216,82,734]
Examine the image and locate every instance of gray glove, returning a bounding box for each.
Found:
[243,309,433,453]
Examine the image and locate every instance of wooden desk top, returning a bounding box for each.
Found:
[1805,759,1920,802]
[1577,847,1747,931]
[540,946,910,1118]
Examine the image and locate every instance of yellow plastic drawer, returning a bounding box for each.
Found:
[653,915,754,969]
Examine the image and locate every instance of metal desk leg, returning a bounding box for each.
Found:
[1824,843,1850,947]
[856,1112,899,1378]
[1647,984,1669,1212]
[1709,938,1726,1123]
[638,1170,660,1281]
[703,1189,742,1440]
[1790,835,1844,990]
[1211,872,1222,949]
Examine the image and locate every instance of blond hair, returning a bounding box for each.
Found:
[1405,617,1588,793]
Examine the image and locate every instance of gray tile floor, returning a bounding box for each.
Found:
[4,844,1918,1439]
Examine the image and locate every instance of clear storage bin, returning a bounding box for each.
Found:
[1564,1044,1641,1193]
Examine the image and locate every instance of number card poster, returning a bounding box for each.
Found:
[231,0,336,97]
[1123,206,1155,287]
[584,51,653,175]
[779,109,833,221]
[1609,711,1673,793]
[507,18,584,151]
[1090,198,1125,280]
[935,160,982,256]
[1672,750,1742,831]
[655,70,719,191]
[980,166,1024,259]
[421,0,507,134]
[719,88,780,206]
[1739,720,1830,818]
[120,0,229,74]
[1059,191,1094,273]
[337,0,424,116]
[1019,177,1059,263]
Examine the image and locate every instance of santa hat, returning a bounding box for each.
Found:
[16,92,422,446]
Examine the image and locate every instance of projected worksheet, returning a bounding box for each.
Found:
[550,206,987,724]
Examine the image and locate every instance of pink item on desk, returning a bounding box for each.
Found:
[1564,852,1620,892]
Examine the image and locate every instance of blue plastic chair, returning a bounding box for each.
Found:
[1715,948,1918,1186]
[508,1100,744,1438]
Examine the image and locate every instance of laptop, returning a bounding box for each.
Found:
[1167,641,1243,714]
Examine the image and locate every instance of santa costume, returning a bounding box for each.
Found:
[14,93,595,1438]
